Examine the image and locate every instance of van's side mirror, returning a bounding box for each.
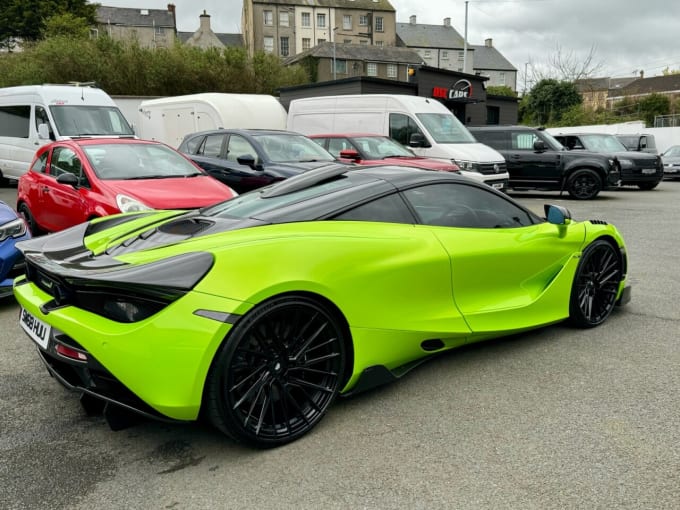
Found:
[56,173,79,188]
[339,149,361,162]
[37,123,52,140]
[533,140,546,152]
[409,133,428,148]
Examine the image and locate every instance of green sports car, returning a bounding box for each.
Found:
[14,164,631,448]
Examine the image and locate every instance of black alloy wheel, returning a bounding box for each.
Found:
[18,203,43,236]
[567,169,602,200]
[206,295,347,448]
[569,239,622,328]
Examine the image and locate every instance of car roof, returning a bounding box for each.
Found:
[309,133,388,138]
[52,138,163,148]
[468,125,538,131]
[184,128,303,138]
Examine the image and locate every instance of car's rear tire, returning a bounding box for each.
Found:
[205,295,347,448]
[18,203,43,236]
[567,169,602,200]
[569,239,622,328]
[637,181,659,190]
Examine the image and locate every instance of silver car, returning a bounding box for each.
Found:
[661,145,680,180]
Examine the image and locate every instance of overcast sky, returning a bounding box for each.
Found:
[95,0,680,85]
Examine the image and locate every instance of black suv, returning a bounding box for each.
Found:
[552,132,663,190]
[469,126,620,200]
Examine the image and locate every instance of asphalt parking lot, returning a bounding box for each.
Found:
[1,182,679,510]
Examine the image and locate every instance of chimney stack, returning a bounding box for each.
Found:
[640,70,644,79]
[443,17,451,27]
[485,38,493,47]
[409,15,416,25]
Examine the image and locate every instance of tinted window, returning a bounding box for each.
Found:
[389,113,424,146]
[227,135,257,163]
[199,134,225,158]
[333,193,415,223]
[0,105,30,138]
[473,130,509,150]
[403,183,538,228]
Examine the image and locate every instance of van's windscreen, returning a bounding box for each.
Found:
[416,113,476,144]
[49,106,134,137]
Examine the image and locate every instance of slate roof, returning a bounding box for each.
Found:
[177,31,244,47]
[396,22,464,49]
[96,6,175,28]
[575,77,638,92]
[252,0,395,11]
[285,42,424,65]
[613,75,680,96]
[471,44,515,72]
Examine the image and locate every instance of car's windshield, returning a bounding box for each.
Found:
[84,143,203,180]
[351,136,414,159]
[49,106,134,137]
[415,113,476,143]
[665,146,680,157]
[256,133,336,163]
[580,134,628,152]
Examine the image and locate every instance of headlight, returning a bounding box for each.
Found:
[0,218,28,242]
[116,194,153,213]
[454,160,480,172]
[618,159,634,169]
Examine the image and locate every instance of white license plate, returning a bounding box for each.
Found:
[492,183,505,189]
[642,168,656,174]
[20,308,51,349]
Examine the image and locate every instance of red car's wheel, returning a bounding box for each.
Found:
[18,203,43,236]
[205,295,347,448]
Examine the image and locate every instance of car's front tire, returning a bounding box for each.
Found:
[567,169,602,200]
[205,295,347,448]
[569,239,623,328]
[637,181,659,190]
[18,203,43,236]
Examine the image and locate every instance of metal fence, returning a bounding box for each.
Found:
[654,114,680,127]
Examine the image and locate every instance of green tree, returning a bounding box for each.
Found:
[0,0,96,46]
[486,85,516,97]
[43,12,91,40]
[638,93,670,126]
[522,79,582,125]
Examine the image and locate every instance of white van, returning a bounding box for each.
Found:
[287,94,509,189]
[0,84,134,183]
[137,93,288,148]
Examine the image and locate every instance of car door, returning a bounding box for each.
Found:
[39,146,89,232]
[505,131,562,187]
[401,182,586,333]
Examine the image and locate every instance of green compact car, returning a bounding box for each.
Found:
[14,164,631,448]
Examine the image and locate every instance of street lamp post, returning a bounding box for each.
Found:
[462,0,468,73]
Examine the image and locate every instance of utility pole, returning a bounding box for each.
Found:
[462,1,468,73]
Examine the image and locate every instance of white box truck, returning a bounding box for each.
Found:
[287,94,509,189]
[137,93,288,148]
[0,84,134,183]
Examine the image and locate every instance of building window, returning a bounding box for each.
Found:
[263,36,274,53]
[280,37,289,57]
[367,62,377,76]
[317,38,326,44]
[344,39,352,44]
[499,72,506,85]
[360,39,368,45]
[317,13,326,28]
[375,40,383,47]
[89,28,99,39]
[301,12,311,27]
[458,51,464,61]
[359,15,368,26]
[263,11,273,26]
[335,59,347,75]
[279,11,289,27]
[302,37,311,50]
[442,51,448,60]
[155,26,165,35]
[343,15,352,30]
[375,16,384,32]
[387,64,397,78]
[424,50,431,59]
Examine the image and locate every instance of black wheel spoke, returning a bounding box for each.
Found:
[298,351,341,366]
[232,371,269,411]
[292,321,328,361]
[288,377,335,394]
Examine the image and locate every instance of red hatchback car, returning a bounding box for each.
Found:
[310,133,461,172]
[17,138,237,235]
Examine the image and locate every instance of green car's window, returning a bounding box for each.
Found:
[403,183,539,228]
[333,193,416,224]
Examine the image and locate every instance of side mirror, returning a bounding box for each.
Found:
[236,154,259,170]
[544,204,572,225]
[409,133,428,148]
[533,140,546,152]
[56,173,79,188]
[37,123,51,140]
[339,149,361,161]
